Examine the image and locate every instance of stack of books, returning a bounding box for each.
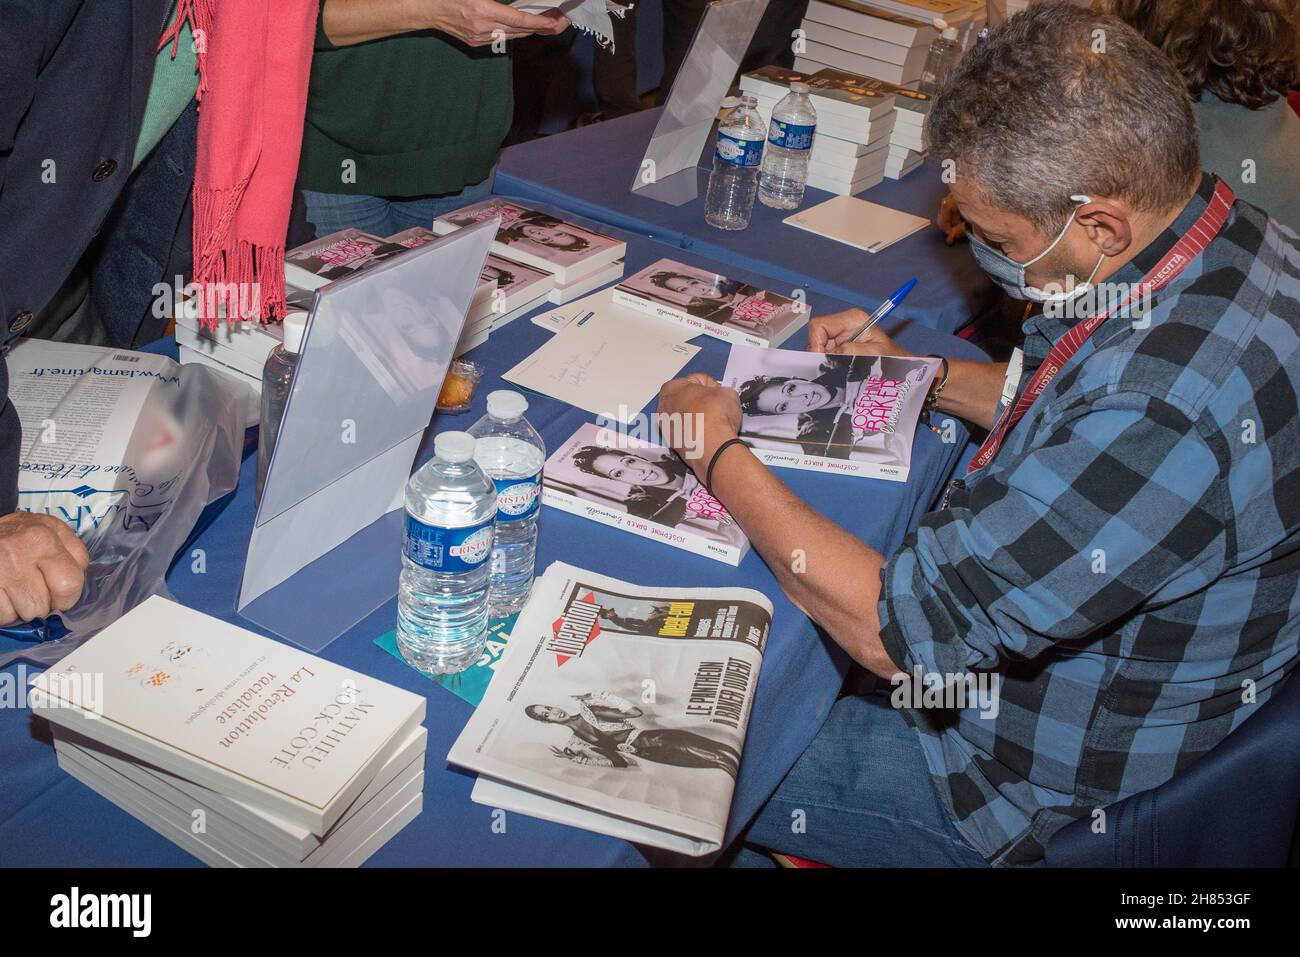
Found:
[612,257,810,347]
[175,220,559,397]
[740,64,934,191]
[741,65,897,195]
[175,302,286,427]
[386,227,555,356]
[429,198,627,305]
[885,87,930,179]
[30,596,428,868]
[796,0,942,87]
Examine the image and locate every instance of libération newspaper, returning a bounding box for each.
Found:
[449,562,772,856]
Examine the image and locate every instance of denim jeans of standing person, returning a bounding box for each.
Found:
[301,172,495,239]
[744,692,990,867]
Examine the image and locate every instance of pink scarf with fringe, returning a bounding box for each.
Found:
[161,0,319,325]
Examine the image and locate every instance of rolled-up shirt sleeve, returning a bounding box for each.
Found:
[879,392,1229,676]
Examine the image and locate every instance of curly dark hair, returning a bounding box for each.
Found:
[570,445,613,476]
[498,212,592,252]
[1104,0,1299,109]
[737,375,794,415]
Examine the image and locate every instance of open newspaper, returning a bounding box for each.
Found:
[448,562,772,856]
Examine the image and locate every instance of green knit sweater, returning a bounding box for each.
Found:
[299,14,513,198]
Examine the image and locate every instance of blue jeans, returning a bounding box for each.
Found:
[301,172,496,239]
[744,693,989,867]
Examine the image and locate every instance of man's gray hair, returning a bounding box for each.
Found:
[926,0,1200,235]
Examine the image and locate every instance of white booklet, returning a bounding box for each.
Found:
[29,596,426,835]
[783,194,930,252]
[449,562,772,856]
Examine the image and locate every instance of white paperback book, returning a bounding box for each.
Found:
[430,198,626,284]
[611,258,810,349]
[783,194,930,253]
[547,258,626,305]
[723,345,940,481]
[542,423,751,566]
[802,19,930,74]
[803,0,939,47]
[56,732,425,867]
[801,39,922,87]
[29,596,427,835]
[57,744,424,868]
[754,95,896,146]
[54,723,427,862]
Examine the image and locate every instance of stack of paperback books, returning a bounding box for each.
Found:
[174,302,286,426]
[797,0,942,87]
[741,65,897,194]
[885,86,930,179]
[386,226,555,355]
[740,64,934,190]
[430,198,627,305]
[612,257,810,347]
[30,597,428,868]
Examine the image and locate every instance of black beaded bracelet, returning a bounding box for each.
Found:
[705,438,749,492]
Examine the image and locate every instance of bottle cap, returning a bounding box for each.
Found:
[720,95,741,110]
[282,311,309,354]
[435,431,476,464]
[790,82,811,95]
[486,389,528,421]
[942,25,958,40]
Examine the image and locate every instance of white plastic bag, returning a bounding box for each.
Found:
[1,341,243,666]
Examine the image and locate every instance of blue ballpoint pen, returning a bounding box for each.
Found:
[847,278,917,343]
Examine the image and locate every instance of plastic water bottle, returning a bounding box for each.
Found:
[397,431,497,675]
[759,82,818,210]
[255,310,308,503]
[705,94,765,231]
[469,390,545,616]
[918,19,963,97]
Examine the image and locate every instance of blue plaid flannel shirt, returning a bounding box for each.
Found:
[878,175,1300,864]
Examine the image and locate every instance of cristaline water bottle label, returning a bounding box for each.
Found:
[716,132,764,167]
[404,515,494,572]
[768,120,815,151]
[493,473,541,521]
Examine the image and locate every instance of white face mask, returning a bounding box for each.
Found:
[968,194,1106,303]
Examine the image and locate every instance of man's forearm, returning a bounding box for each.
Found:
[701,442,900,677]
[320,0,424,46]
[930,358,1007,432]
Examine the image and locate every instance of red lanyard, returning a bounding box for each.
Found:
[967,178,1236,474]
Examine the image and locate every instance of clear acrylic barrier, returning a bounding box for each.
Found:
[237,220,497,651]
[629,0,768,206]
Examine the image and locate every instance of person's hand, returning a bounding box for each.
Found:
[657,373,742,480]
[937,192,966,245]
[419,0,569,46]
[807,310,914,358]
[0,512,89,626]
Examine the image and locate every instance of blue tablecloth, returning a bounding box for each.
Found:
[0,205,986,867]
[497,108,998,335]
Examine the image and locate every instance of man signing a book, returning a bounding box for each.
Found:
[657,1,1300,866]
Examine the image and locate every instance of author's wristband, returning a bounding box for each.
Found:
[705,437,748,492]
[924,355,950,408]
